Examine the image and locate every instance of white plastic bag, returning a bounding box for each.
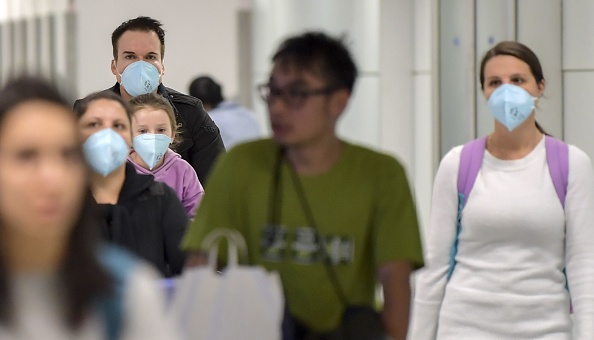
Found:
[168,228,284,340]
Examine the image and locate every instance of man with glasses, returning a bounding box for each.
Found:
[182,32,423,340]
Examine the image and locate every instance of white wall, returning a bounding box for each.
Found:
[474,0,516,138]
[0,0,73,93]
[412,0,438,239]
[380,0,414,175]
[517,0,563,138]
[563,1,594,159]
[438,0,476,156]
[75,0,242,100]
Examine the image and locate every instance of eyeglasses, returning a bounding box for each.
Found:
[257,83,338,108]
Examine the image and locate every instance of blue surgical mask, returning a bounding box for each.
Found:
[83,128,130,176]
[116,60,162,97]
[487,84,538,132]
[132,134,172,170]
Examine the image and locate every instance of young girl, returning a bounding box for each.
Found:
[128,93,204,218]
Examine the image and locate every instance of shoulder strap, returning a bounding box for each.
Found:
[449,137,487,280]
[545,135,569,208]
[544,136,572,312]
[98,245,137,340]
[457,136,488,208]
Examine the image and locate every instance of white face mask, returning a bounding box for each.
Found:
[487,84,538,132]
[82,128,129,176]
[132,133,172,170]
[115,60,164,96]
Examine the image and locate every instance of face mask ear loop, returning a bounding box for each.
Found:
[114,60,124,86]
[533,96,540,110]
[115,60,122,76]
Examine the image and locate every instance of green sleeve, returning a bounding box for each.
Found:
[181,151,240,251]
[374,157,424,270]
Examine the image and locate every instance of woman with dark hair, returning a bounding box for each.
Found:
[411,41,594,338]
[0,77,177,339]
[74,91,188,277]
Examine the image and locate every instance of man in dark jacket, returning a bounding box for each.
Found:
[79,16,225,183]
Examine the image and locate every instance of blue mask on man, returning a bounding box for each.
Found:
[116,60,162,97]
[82,128,130,176]
[132,134,172,170]
[487,84,538,132]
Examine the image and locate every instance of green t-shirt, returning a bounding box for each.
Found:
[182,139,423,332]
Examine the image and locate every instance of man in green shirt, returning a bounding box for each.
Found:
[183,31,423,340]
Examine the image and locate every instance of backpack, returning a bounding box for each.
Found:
[448,135,569,280]
[98,245,138,340]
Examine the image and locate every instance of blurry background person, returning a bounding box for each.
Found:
[0,77,178,339]
[189,75,263,150]
[74,91,188,278]
[128,93,204,219]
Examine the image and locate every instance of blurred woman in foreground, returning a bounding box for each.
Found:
[0,77,177,339]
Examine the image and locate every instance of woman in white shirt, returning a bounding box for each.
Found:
[410,41,594,339]
[0,77,178,340]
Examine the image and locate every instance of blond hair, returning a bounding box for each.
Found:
[129,92,183,148]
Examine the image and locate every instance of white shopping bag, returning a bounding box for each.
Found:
[168,228,284,340]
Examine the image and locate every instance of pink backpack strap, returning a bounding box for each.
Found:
[544,136,571,312]
[545,135,569,208]
[448,136,487,280]
[457,136,488,207]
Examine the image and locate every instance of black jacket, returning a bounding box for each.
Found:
[95,163,189,277]
[99,83,225,184]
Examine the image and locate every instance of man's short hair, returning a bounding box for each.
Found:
[188,76,224,108]
[111,16,166,60]
[272,32,358,92]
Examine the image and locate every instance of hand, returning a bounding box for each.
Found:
[184,251,208,268]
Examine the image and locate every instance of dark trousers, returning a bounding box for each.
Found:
[282,306,387,340]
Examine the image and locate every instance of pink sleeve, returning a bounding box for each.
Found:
[182,165,205,219]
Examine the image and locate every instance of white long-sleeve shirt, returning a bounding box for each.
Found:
[0,263,181,340]
[410,136,594,339]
